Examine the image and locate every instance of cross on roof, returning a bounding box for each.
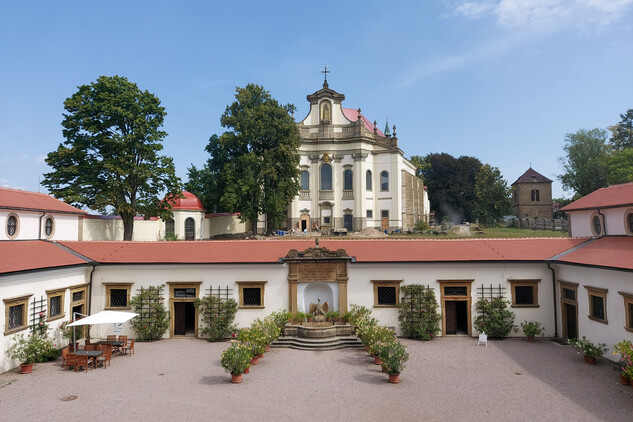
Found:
[321,65,330,82]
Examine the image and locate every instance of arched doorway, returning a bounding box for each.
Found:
[184,217,195,240]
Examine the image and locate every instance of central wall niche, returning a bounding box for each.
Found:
[298,282,337,313]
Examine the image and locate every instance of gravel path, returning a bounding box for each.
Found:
[1,337,631,421]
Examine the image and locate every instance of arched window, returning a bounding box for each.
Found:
[6,214,18,239]
[380,171,389,191]
[44,217,54,237]
[321,164,332,190]
[366,170,372,191]
[343,169,353,190]
[531,189,535,201]
[185,218,195,241]
[535,189,540,201]
[592,215,602,237]
[165,219,175,238]
[300,170,309,191]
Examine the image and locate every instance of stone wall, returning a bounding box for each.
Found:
[401,170,427,230]
[503,217,568,232]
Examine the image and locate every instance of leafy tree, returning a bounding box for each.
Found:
[607,148,633,185]
[186,135,226,212]
[189,84,301,233]
[473,164,512,226]
[408,155,428,179]
[421,153,482,223]
[42,75,182,240]
[558,128,610,197]
[609,109,633,151]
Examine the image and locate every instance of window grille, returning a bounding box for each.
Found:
[50,296,61,317]
[514,286,534,305]
[563,288,575,301]
[444,286,468,296]
[174,288,196,298]
[7,216,17,236]
[243,288,261,306]
[592,216,602,235]
[377,286,397,305]
[110,289,128,307]
[72,291,84,302]
[8,304,24,329]
[185,218,195,240]
[591,295,604,320]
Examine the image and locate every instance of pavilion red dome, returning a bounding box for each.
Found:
[167,191,205,211]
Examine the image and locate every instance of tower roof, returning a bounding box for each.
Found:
[512,168,553,185]
[166,191,205,211]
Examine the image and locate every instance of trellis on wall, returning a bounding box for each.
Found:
[29,295,47,334]
[133,285,165,327]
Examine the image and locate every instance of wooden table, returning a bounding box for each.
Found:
[74,350,103,369]
[96,340,124,356]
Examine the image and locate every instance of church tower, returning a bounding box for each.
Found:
[511,167,553,219]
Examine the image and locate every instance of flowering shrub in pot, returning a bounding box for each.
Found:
[220,341,252,382]
[613,339,633,382]
[568,337,608,363]
[378,341,410,383]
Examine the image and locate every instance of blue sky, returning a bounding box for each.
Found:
[1,0,632,200]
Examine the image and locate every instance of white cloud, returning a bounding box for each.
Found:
[452,0,633,30]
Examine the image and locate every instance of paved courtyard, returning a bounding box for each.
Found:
[1,337,631,421]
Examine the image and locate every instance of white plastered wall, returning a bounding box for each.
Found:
[1,210,79,241]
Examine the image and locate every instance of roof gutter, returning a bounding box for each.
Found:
[38,211,46,240]
[597,208,607,236]
[547,262,558,338]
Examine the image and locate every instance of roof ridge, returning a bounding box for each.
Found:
[546,237,596,261]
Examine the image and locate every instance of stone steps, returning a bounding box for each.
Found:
[272,335,364,351]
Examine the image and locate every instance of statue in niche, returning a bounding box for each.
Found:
[309,298,329,322]
[321,102,331,122]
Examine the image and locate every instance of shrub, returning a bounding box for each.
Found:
[378,341,410,375]
[268,310,291,332]
[473,297,515,339]
[568,336,608,358]
[237,327,267,356]
[346,304,372,326]
[129,285,170,341]
[520,321,544,337]
[613,339,633,378]
[220,341,252,375]
[252,318,281,345]
[194,295,238,342]
[398,285,441,340]
[414,220,430,231]
[6,332,59,364]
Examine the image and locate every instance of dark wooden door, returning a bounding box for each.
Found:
[381,217,389,232]
[174,302,185,335]
[344,214,353,231]
[445,301,457,334]
[565,304,577,339]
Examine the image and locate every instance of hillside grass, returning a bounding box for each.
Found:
[386,226,569,239]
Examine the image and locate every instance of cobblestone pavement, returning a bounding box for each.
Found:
[1,337,632,421]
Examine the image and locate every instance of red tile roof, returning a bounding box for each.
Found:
[0,187,86,215]
[561,183,633,211]
[551,237,633,271]
[511,168,553,185]
[0,241,88,275]
[57,238,586,265]
[342,108,386,137]
[166,191,205,211]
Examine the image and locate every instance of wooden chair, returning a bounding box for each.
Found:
[84,345,96,351]
[65,353,77,371]
[96,346,111,368]
[108,344,118,358]
[75,355,94,372]
[61,347,69,369]
[84,338,92,346]
[68,342,76,353]
[121,339,135,356]
[106,335,117,341]
[118,335,128,345]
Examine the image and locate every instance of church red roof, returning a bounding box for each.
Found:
[342,108,386,137]
[551,237,633,271]
[561,183,633,211]
[165,191,205,211]
[512,168,553,185]
[0,187,86,215]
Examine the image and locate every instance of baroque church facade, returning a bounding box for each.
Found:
[288,81,429,233]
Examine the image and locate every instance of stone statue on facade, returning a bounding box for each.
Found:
[309,298,329,322]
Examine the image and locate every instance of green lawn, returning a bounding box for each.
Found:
[386,226,569,239]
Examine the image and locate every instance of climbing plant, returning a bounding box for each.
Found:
[129,285,170,341]
[194,295,238,342]
[398,284,441,340]
[473,297,515,339]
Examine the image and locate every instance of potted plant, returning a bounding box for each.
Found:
[6,332,58,374]
[369,326,396,365]
[378,341,409,383]
[568,337,609,364]
[305,312,313,323]
[220,341,253,383]
[613,339,633,385]
[520,321,544,342]
[237,328,266,364]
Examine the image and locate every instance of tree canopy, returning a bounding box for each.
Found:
[609,109,633,151]
[42,75,182,240]
[558,128,610,197]
[472,164,512,225]
[187,84,301,234]
[607,148,633,185]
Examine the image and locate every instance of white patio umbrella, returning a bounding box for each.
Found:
[68,311,138,345]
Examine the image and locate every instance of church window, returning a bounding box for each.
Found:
[44,216,54,238]
[366,170,372,191]
[301,170,309,191]
[380,171,389,191]
[165,219,175,238]
[585,286,607,324]
[535,190,540,201]
[381,210,389,218]
[321,164,332,190]
[237,281,266,308]
[185,218,195,241]
[591,214,603,237]
[510,280,540,307]
[372,280,402,307]
[6,214,19,239]
[343,169,353,190]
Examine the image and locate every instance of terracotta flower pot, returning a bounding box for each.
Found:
[374,356,382,365]
[388,373,400,384]
[19,363,33,374]
[619,373,629,385]
[584,355,597,365]
[266,345,271,352]
[231,373,243,384]
[527,335,535,343]
[244,366,250,374]
[251,356,259,365]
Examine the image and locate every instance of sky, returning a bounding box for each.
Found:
[1,0,632,200]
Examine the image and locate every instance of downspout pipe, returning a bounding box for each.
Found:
[547,262,558,338]
[88,263,97,315]
[38,212,46,240]
[597,208,607,236]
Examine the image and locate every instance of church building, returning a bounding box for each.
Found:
[511,167,553,219]
[289,80,429,233]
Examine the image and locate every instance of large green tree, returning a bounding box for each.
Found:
[420,153,482,223]
[609,109,633,151]
[188,84,301,234]
[42,75,182,240]
[472,164,512,225]
[607,148,633,185]
[558,128,610,197]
